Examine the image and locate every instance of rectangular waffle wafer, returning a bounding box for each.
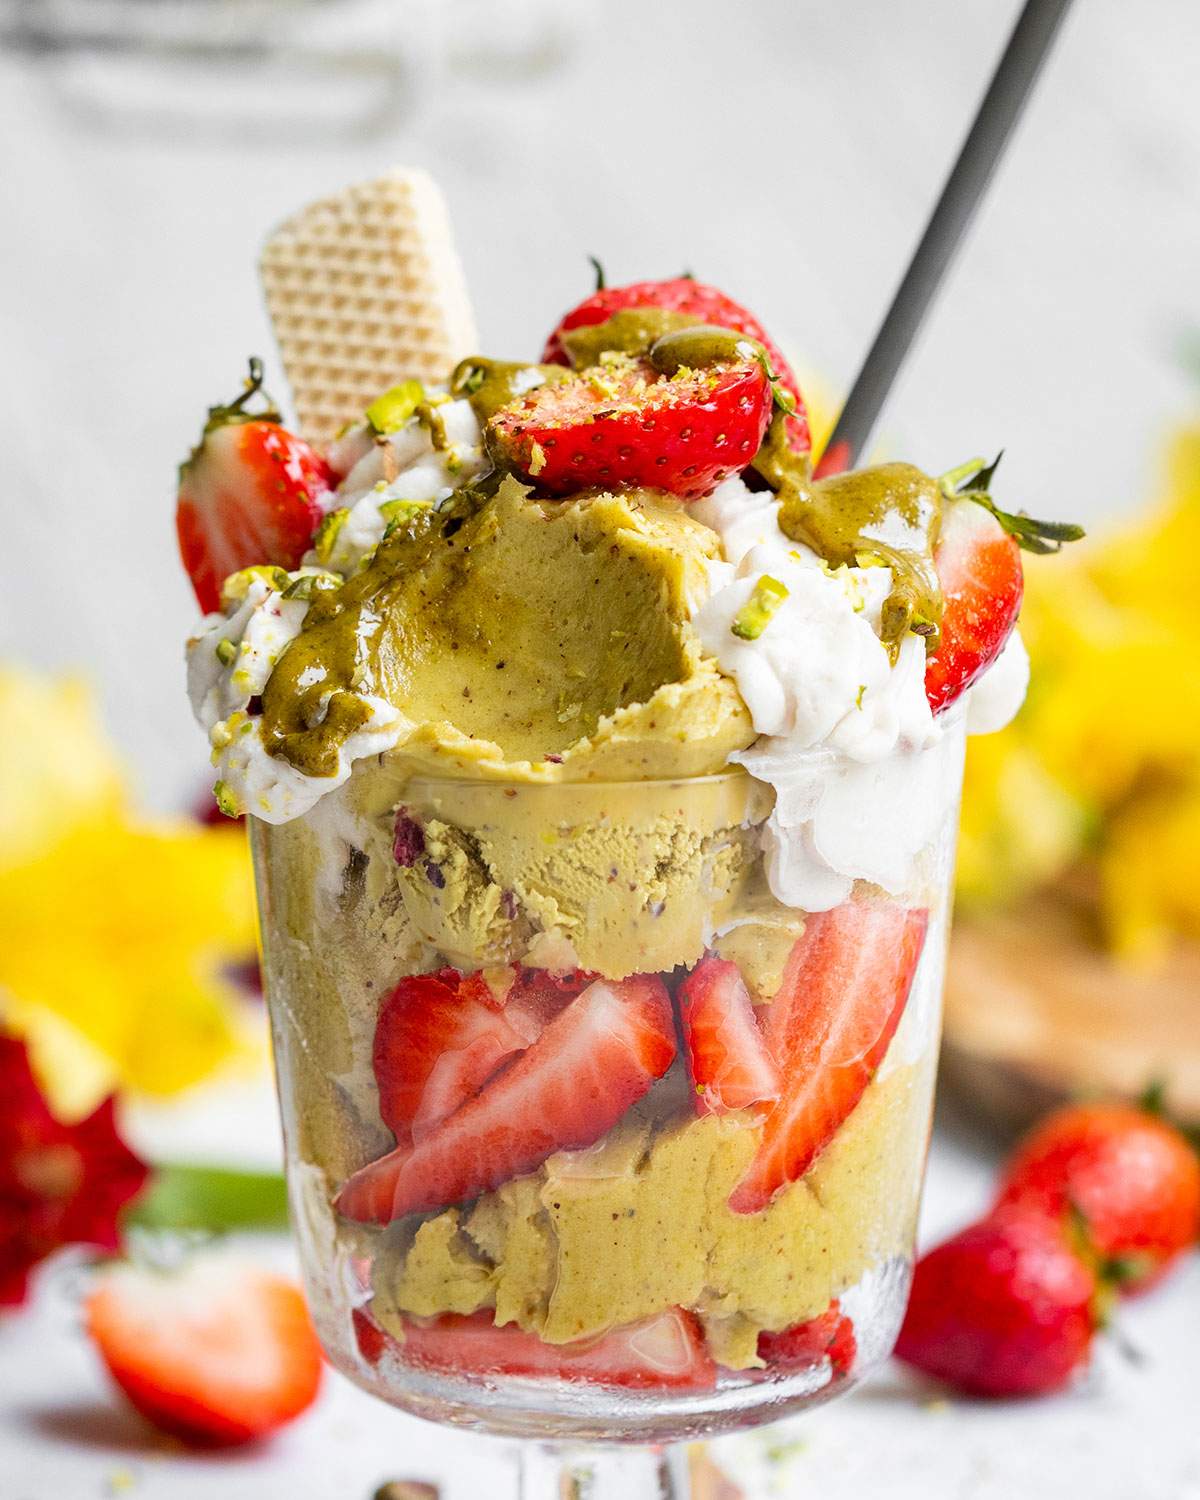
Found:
[260,167,478,444]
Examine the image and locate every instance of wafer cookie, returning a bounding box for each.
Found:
[260,168,477,444]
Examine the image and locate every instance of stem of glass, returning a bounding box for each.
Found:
[517,1442,692,1499]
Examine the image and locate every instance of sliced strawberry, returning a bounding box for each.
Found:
[677,956,781,1115]
[924,498,1023,714]
[352,1305,390,1367]
[542,276,810,453]
[176,359,332,614]
[396,1307,717,1391]
[338,975,676,1223]
[502,967,594,1044]
[372,970,528,1144]
[85,1257,323,1447]
[488,354,771,502]
[757,1300,856,1377]
[729,899,928,1215]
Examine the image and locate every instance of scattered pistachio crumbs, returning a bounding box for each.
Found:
[365,380,425,435]
[212,779,240,818]
[312,507,348,565]
[214,637,237,666]
[731,575,789,640]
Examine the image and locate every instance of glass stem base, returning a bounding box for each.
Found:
[518,1442,692,1499]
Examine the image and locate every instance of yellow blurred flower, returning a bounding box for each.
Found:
[957,422,1200,963]
[0,668,260,1120]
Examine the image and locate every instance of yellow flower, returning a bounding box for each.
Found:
[1099,786,1200,964]
[958,419,1200,959]
[0,668,259,1120]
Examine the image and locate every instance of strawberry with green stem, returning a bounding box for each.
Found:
[925,454,1083,713]
[176,358,332,614]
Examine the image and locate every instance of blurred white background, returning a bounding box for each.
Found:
[2,0,1198,811]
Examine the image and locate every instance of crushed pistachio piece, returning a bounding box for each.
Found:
[212,779,240,818]
[215,637,237,666]
[379,497,431,539]
[731,575,789,640]
[365,380,425,435]
[219,565,289,610]
[528,440,547,477]
[282,570,341,602]
[312,507,349,566]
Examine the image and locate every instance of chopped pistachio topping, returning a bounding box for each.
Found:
[528,440,547,477]
[379,497,431,538]
[282,570,341,601]
[731,575,789,640]
[312,507,349,566]
[212,779,240,818]
[219,565,290,610]
[365,380,425,435]
[215,637,237,666]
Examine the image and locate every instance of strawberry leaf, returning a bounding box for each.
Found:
[940,451,1085,555]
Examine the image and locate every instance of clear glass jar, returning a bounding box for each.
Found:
[251,736,964,1449]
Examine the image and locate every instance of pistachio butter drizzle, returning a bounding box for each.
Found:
[753,424,945,654]
[258,310,947,775]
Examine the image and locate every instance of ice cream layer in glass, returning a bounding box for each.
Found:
[182,266,1049,1442]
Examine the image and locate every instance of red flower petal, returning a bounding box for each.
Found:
[0,1034,149,1307]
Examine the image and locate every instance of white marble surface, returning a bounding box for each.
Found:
[1,1100,1197,1500]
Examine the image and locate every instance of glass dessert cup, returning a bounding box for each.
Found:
[251,742,965,1488]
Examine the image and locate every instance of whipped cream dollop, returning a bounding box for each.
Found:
[691,476,1020,911]
[312,396,488,575]
[186,394,486,821]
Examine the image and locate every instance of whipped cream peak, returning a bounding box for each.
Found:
[690,474,1018,910]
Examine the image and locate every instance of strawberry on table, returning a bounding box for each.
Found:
[729,899,928,1215]
[487,349,773,501]
[994,1101,1200,1295]
[391,1307,717,1391]
[677,955,781,1115]
[757,1300,856,1377]
[338,975,676,1223]
[86,1256,323,1446]
[542,275,811,454]
[176,358,332,614]
[894,1208,1098,1397]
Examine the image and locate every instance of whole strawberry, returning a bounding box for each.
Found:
[995,1101,1200,1295]
[176,358,332,614]
[894,1208,1098,1397]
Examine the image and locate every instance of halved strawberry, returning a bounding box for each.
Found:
[338,975,676,1223]
[373,970,529,1144]
[542,276,810,453]
[488,355,772,501]
[85,1256,323,1447]
[677,956,781,1115]
[395,1307,717,1391]
[729,899,928,1215]
[176,358,332,614]
[757,1300,856,1377]
[924,498,1023,714]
